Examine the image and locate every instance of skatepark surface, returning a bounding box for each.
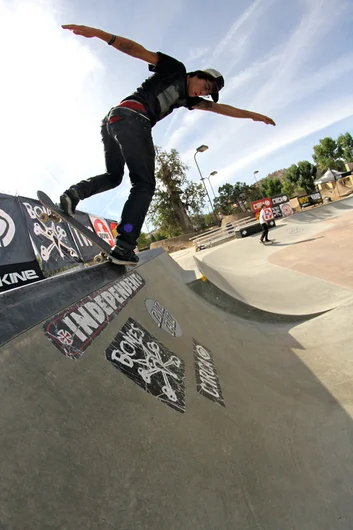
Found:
[1,198,353,529]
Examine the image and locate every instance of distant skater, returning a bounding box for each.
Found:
[259,204,271,243]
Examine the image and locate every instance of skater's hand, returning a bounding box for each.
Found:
[62,24,98,38]
[252,113,276,126]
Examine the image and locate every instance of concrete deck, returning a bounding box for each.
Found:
[1,198,353,529]
[190,197,353,315]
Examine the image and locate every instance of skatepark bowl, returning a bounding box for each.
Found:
[1,197,353,529]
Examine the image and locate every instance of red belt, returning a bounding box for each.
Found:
[108,100,148,124]
[117,100,147,112]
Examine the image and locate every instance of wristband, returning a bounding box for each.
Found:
[108,34,116,46]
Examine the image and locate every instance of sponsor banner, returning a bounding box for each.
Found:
[44,272,145,359]
[269,194,289,219]
[106,317,186,412]
[193,339,225,407]
[270,205,283,219]
[280,202,293,217]
[89,215,115,247]
[251,198,272,212]
[106,219,118,239]
[145,299,182,337]
[0,260,44,294]
[298,192,323,208]
[237,200,247,212]
[20,196,81,272]
[255,207,273,221]
[271,194,289,206]
[68,211,102,263]
[0,193,38,267]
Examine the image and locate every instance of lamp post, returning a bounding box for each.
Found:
[194,145,217,222]
[206,170,218,198]
[253,169,264,199]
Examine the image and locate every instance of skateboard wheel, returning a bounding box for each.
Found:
[39,213,49,222]
[94,252,107,264]
[50,213,61,223]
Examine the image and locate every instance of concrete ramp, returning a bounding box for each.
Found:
[286,195,353,223]
[1,251,353,529]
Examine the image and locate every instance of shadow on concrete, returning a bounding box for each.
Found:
[188,277,328,323]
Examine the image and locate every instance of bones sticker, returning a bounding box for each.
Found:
[106,318,185,412]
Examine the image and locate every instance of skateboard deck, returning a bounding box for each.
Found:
[263,239,276,245]
[37,191,112,264]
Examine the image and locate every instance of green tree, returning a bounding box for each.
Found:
[137,232,151,250]
[280,178,296,198]
[312,137,345,173]
[213,182,258,213]
[148,147,207,236]
[285,161,317,194]
[259,177,283,198]
[337,132,353,164]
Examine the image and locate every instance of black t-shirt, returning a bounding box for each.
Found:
[121,52,203,127]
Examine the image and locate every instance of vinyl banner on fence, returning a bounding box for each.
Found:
[0,194,44,293]
[251,198,272,212]
[89,215,115,247]
[68,210,102,263]
[298,192,323,208]
[106,218,118,239]
[19,196,81,272]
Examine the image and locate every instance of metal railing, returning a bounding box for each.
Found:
[190,216,255,250]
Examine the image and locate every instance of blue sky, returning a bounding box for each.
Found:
[1,0,352,225]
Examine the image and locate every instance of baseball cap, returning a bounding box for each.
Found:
[201,69,225,102]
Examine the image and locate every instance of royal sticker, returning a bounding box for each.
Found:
[145,299,182,337]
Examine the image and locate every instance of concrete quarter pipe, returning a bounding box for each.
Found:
[1,249,353,529]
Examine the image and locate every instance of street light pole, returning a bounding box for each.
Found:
[194,145,218,223]
[208,171,218,198]
[253,169,264,199]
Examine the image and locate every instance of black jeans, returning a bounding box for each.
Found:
[73,108,155,250]
[260,223,269,241]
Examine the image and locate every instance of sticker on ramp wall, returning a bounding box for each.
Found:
[106,318,185,413]
[44,272,145,359]
[145,299,182,337]
[193,339,225,407]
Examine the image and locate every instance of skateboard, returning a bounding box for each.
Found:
[262,239,276,245]
[37,191,112,264]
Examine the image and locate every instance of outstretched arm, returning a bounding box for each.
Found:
[62,25,159,65]
[193,100,276,126]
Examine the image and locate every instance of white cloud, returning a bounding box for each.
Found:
[211,0,267,60]
[215,101,353,186]
[161,0,353,190]
[186,47,210,62]
[0,0,107,199]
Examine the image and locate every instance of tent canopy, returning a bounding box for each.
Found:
[314,168,343,185]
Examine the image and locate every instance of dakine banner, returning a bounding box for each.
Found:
[0,194,37,266]
[19,196,81,272]
[0,260,44,293]
[0,194,44,293]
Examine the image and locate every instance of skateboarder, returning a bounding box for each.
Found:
[259,204,271,243]
[60,24,276,265]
